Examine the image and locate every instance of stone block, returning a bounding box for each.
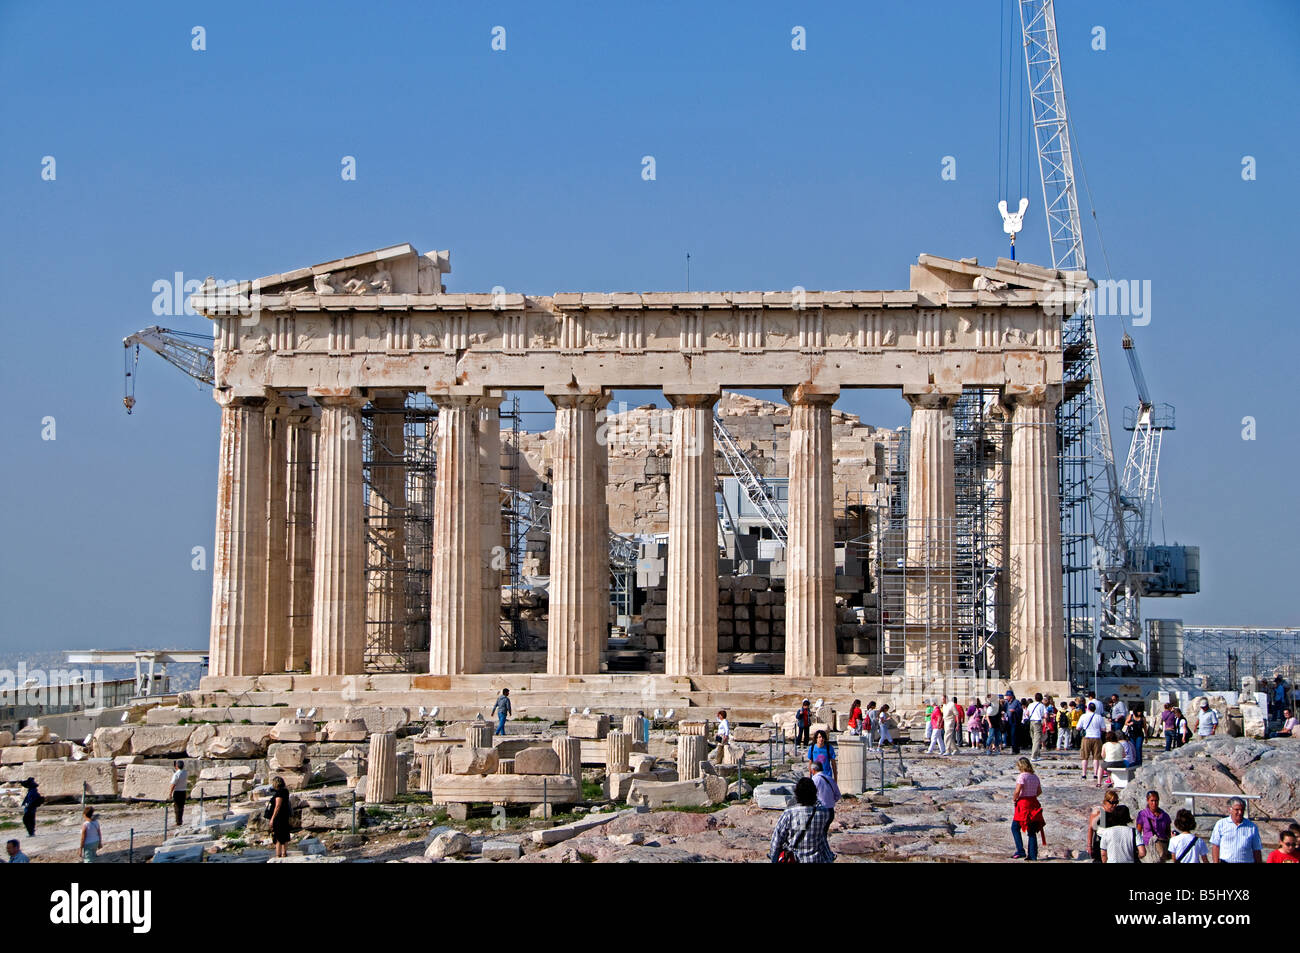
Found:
[567,713,610,739]
[753,781,795,810]
[15,724,50,746]
[123,764,178,801]
[530,808,632,845]
[0,759,118,798]
[626,775,726,809]
[270,718,318,743]
[481,840,523,861]
[427,774,581,805]
[447,746,500,776]
[514,746,561,775]
[128,726,194,758]
[92,727,134,759]
[324,718,369,742]
[425,830,471,859]
[152,842,205,863]
[1,743,71,763]
[268,743,308,770]
[345,706,409,735]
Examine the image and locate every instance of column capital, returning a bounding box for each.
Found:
[664,390,720,409]
[1001,383,1063,411]
[782,384,839,407]
[547,388,609,411]
[902,389,961,411]
[426,384,488,403]
[214,388,268,409]
[309,387,366,408]
[473,392,505,411]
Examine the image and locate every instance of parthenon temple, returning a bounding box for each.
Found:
[192,243,1084,712]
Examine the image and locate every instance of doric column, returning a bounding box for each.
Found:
[593,409,610,649]
[309,392,367,676]
[366,731,398,804]
[677,734,708,781]
[366,393,408,660]
[552,736,581,783]
[664,392,719,676]
[478,393,504,658]
[782,386,838,677]
[546,391,607,675]
[903,391,960,677]
[429,395,484,675]
[261,402,290,673]
[1006,386,1066,682]
[605,730,631,773]
[209,393,268,678]
[285,414,316,671]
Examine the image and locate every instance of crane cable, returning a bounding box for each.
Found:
[123,342,139,414]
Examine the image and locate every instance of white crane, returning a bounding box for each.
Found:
[122,326,215,413]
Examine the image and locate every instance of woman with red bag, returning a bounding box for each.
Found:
[1010,757,1047,860]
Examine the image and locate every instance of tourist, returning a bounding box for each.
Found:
[847,699,864,736]
[1119,732,1138,769]
[1175,707,1191,746]
[268,775,293,859]
[1005,691,1023,755]
[863,701,879,749]
[1024,692,1048,761]
[967,700,985,749]
[1271,675,1288,719]
[1136,790,1172,863]
[1078,702,1106,784]
[808,729,837,782]
[715,710,732,745]
[1275,708,1298,738]
[169,760,189,825]
[491,687,512,736]
[1160,702,1179,751]
[927,700,947,755]
[942,695,959,756]
[19,778,41,838]
[1196,700,1219,738]
[5,839,29,864]
[1108,694,1128,735]
[1010,757,1046,861]
[1124,705,1148,766]
[1169,809,1209,863]
[1043,697,1057,750]
[794,699,813,747]
[953,697,966,747]
[810,761,839,824]
[79,806,102,863]
[923,698,935,746]
[1209,797,1262,863]
[1265,829,1300,863]
[1067,699,1083,749]
[985,693,1004,753]
[1099,805,1141,863]
[1101,731,1127,786]
[769,777,834,863]
[1086,789,1120,862]
[876,705,894,747]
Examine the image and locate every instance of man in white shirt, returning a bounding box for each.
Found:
[1197,702,1220,738]
[1024,692,1048,760]
[1109,694,1128,734]
[1078,702,1106,782]
[168,760,189,825]
[1210,798,1262,863]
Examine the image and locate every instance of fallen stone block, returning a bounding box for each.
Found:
[428,773,581,805]
[270,718,318,743]
[626,775,727,809]
[324,719,368,742]
[752,782,795,810]
[567,713,610,740]
[128,726,194,758]
[152,842,205,863]
[481,840,523,860]
[1,743,71,764]
[448,746,499,776]
[531,807,638,845]
[345,706,409,735]
[15,724,51,746]
[513,746,561,776]
[193,778,253,799]
[0,759,118,798]
[425,830,471,859]
[123,764,179,801]
[93,728,134,759]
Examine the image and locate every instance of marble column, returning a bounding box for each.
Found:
[466,719,492,749]
[366,394,408,659]
[209,393,267,678]
[677,734,708,781]
[429,395,483,675]
[1006,387,1067,682]
[552,736,581,783]
[478,394,504,658]
[285,415,316,671]
[546,392,606,675]
[310,393,367,676]
[605,730,631,773]
[782,386,838,677]
[903,392,959,677]
[261,404,290,673]
[664,392,719,676]
[366,731,398,804]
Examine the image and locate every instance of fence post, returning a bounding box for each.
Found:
[227,776,232,811]
[129,827,134,864]
[163,803,168,840]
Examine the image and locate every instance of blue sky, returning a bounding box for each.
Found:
[1,1,1297,654]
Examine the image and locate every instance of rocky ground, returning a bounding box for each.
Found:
[10,735,1294,863]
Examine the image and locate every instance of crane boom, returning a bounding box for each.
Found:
[122,326,215,413]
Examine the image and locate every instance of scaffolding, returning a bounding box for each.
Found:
[1182,627,1300,691]
[361,395,437,672]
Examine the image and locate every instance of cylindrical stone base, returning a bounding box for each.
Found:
[677,734,708,781]
[366,732,397,804]
[623,715,646,742]
[553,736,582,783]
[605,730,632,773]
[466,721,492,748]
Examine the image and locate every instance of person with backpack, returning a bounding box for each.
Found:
[985,694,1004,754]
[79,807,102,863]
[1169,809,1209,863]
[876,704,895,747]
[769,777,834,863]
[19,778,42,838]
[1077,702,1106,785]
[1099,805,1142,862]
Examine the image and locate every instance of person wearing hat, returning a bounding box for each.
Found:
[1196,700,1220,738]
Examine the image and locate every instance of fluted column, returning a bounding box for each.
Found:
[605,730,631,773]
[552,736,581,782]
[261,403,290,673]
[367,394,408,659]
[677,734,708,781]
[209,393,268,677]
[310,393,367,676]
[285,415,316,671]
[1007,387,1066,682]
[903,392,959,677]
[366,731,398,804]
[429,395,483,675]
[665,392,719,676]
[547,391,606,675]
[478,394,504,658]
[783,386,838,677]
